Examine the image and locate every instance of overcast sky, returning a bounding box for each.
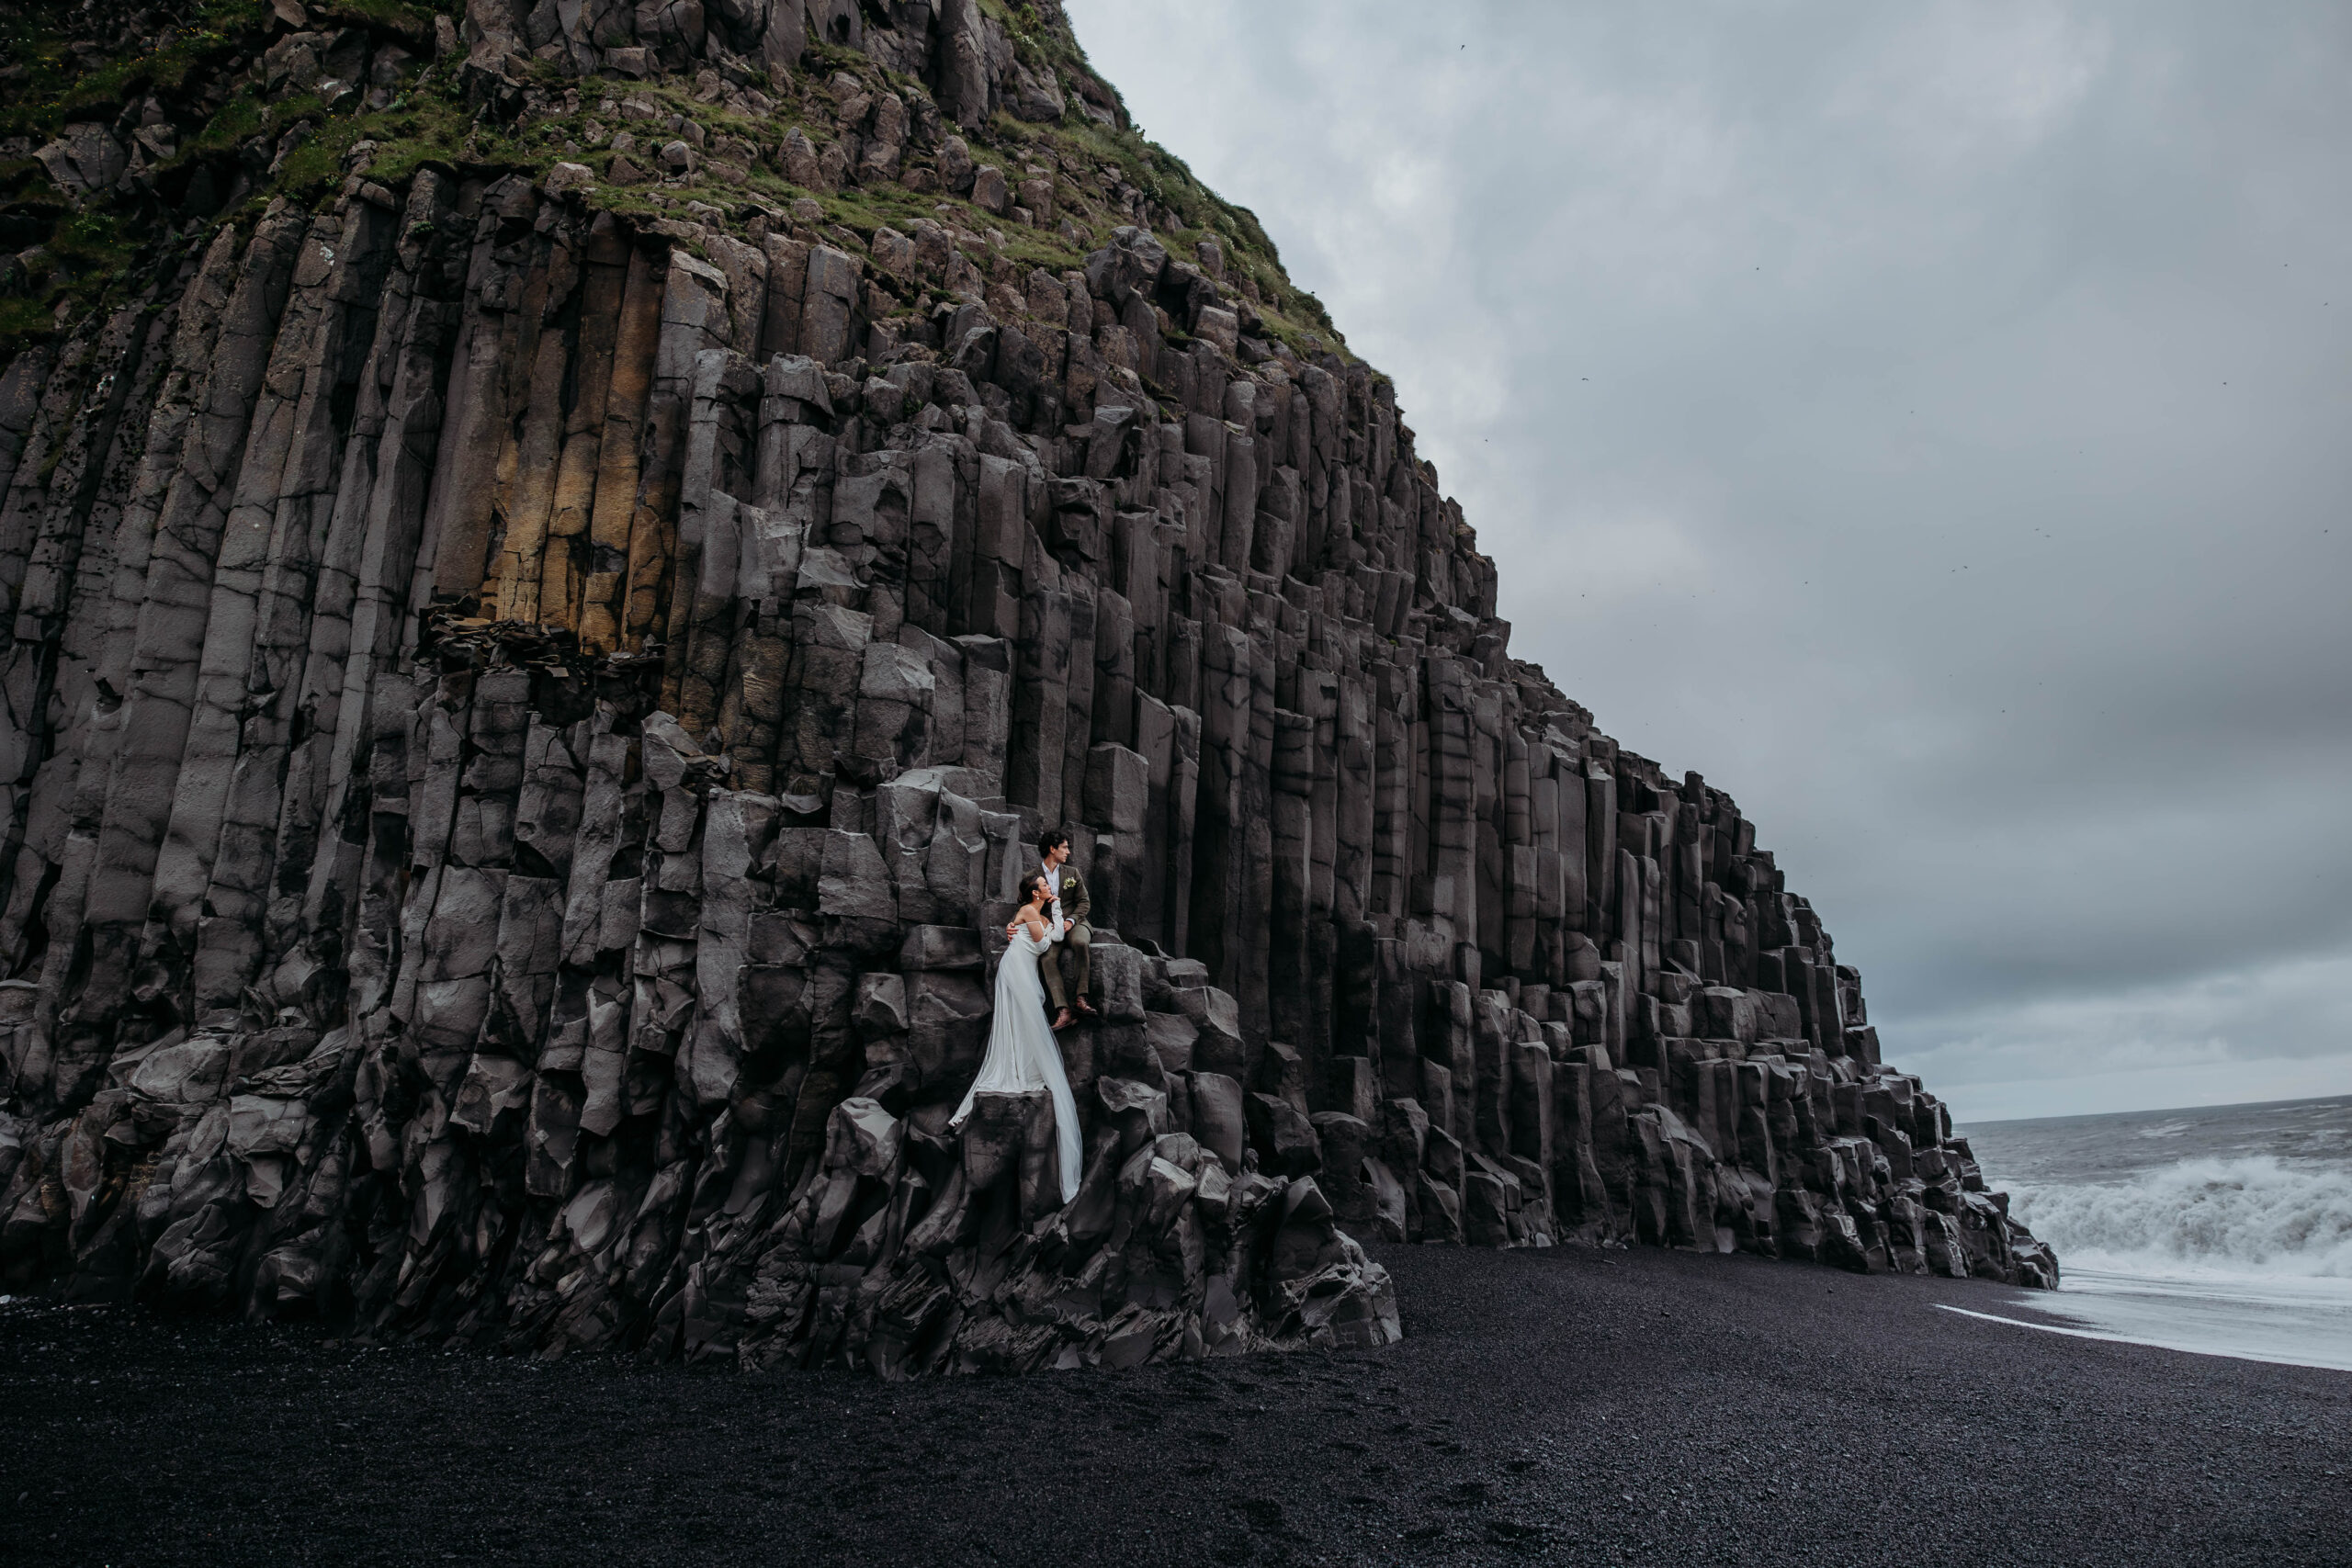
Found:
[1064,0,2352,1122]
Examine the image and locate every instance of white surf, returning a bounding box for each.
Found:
[1954,1097,2352,1374]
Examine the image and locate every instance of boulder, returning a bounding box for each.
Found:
[1188,1072,1246,1173]
[1247,1092,1322,1179]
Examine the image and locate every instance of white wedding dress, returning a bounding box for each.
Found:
[948,911,1082,1204]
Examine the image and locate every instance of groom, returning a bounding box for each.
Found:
[1036,829,1092,1031]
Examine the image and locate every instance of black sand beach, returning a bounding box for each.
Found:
[5,1245,2346,1568]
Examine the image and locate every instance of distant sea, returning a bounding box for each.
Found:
[1958,1095,2352,1373]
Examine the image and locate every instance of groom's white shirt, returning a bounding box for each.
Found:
[1043,863,1065,931]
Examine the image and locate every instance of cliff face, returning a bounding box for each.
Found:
[0,0,2052,1372]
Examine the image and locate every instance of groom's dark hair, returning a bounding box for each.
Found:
[1037,828,1070,856]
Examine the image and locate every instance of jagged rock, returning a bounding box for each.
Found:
[35,124,129,196]
[972,165,1009,217]
[938,135,975,194]
[1249,1091,1322,1178]
[544,162,596,198]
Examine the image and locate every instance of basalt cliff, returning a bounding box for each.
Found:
[0,0,2053,1374]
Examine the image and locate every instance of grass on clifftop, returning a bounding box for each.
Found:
[0,1,272,141]
[1,0,1351,368]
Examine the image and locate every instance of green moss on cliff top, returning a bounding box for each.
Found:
[3,0,1350,368]
[0,1,270,140]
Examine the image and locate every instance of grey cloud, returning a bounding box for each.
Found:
[1067,0,2352,1114]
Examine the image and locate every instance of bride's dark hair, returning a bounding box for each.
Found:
[1016,871,1048,908]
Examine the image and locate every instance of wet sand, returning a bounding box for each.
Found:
[5,1243,2346,1566]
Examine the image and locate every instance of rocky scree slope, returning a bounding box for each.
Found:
[0,0,2053,1375]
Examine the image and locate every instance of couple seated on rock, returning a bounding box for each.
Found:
[945,829,1093,1206]
[1030,829,1093,1032]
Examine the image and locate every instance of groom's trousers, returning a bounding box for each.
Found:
[1043,921,1091,1011]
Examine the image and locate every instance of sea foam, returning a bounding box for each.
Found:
[2007,1156,2352,1279]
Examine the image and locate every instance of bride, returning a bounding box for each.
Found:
[948,871,1082,1204]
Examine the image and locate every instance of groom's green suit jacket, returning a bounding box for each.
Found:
[1051,866,1091,927]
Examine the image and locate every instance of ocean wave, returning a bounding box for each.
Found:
[2005,1156,2352,1279]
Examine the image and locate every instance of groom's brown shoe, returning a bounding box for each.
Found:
[1052,1009,1074,1031]
[1074,998,1098,1016]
